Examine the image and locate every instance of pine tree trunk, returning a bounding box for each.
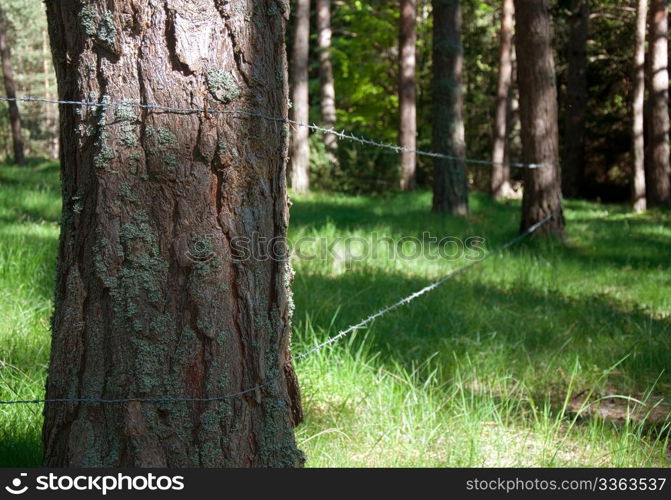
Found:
[290,0,310,193]
[43,0,303,467]
[514,0,565,236]
[645,0,671,206]
[432,0,467,214]
[0,7,25,165]
[317,0,338,167]
[562,0,588,199]
[399,0,417,191]
[633,0,648,212]
[491,0,514,200]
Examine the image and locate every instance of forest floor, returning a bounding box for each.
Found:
[1,160,670,466]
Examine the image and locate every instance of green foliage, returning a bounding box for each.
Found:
[557,0,636,195]
[304,0,502,193]
[308,134,399,195]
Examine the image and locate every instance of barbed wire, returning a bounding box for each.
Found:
[0,213,556,406]
[0,95,550,169]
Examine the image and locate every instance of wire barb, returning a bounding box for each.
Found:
[0,214,555,406]
[0,95,551,169]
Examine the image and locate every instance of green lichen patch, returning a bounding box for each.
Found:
[132,338,168,393]
[116,103,139,148]
[97,10,117,50]
[93,95,115,170]
[71,193,85,215]
[157,127,176,146]
[120,133,138,148]
[206,68,240,103]
[115,103,136,122]
[78,5,118,53]
[94,136,114,169]
[258,397,305,467]
[117,211,169,306]
[149,313,172,336]
[79,5,97,37]
[146,126,178,173]
[118,181,137,202]
[129,151,142,174]
[217,139,228,155]
[172,327,199,370]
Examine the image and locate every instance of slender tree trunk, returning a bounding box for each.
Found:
[43,27,59,160]
[399,0,417,191]
[43,0,303,467]
[633,0,648,212]
[317,0,338,167]
[290,0,310,193]
[491,0,514,200]
[432,0,467,214]
[645,0,671,206]
[562,0,589,199]
[0,7,25,165]
[514,0,565,236]
[507,44,521,174]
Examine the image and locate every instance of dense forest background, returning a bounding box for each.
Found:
[0,0,57,161]
[0,0,638,200]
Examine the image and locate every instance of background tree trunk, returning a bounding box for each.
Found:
[506,44,521,181]
[399,0,417,191]
[0,7,25,165]
[43,27,58,160]
[43,0,303,467]
[633,0,648,212]
[317,0,338,168]
[645,0,671,206]
[290,0,311,193]
[562,0,589,199]
[491,0,515,200]
[432,0,468,214]
[514,0,565,236]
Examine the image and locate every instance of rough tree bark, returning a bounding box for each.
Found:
[491,0,514,200]
[633,0,648,212]
[645,0,671,206]
[562,0,588,199]
[514,0,565,236]
[432,0,468,214]
[43,0,303,467]
[399,0,417,191]
[317,0,338,167]
[290,0,310,193]
[0,7,25,165]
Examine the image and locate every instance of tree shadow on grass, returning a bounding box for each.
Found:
[292,267,671,401]
[560,216,671,271]
[0,429,43,467]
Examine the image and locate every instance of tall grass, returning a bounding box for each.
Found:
[0,161,669,466]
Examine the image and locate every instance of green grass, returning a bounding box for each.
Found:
[1,160,670,466]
